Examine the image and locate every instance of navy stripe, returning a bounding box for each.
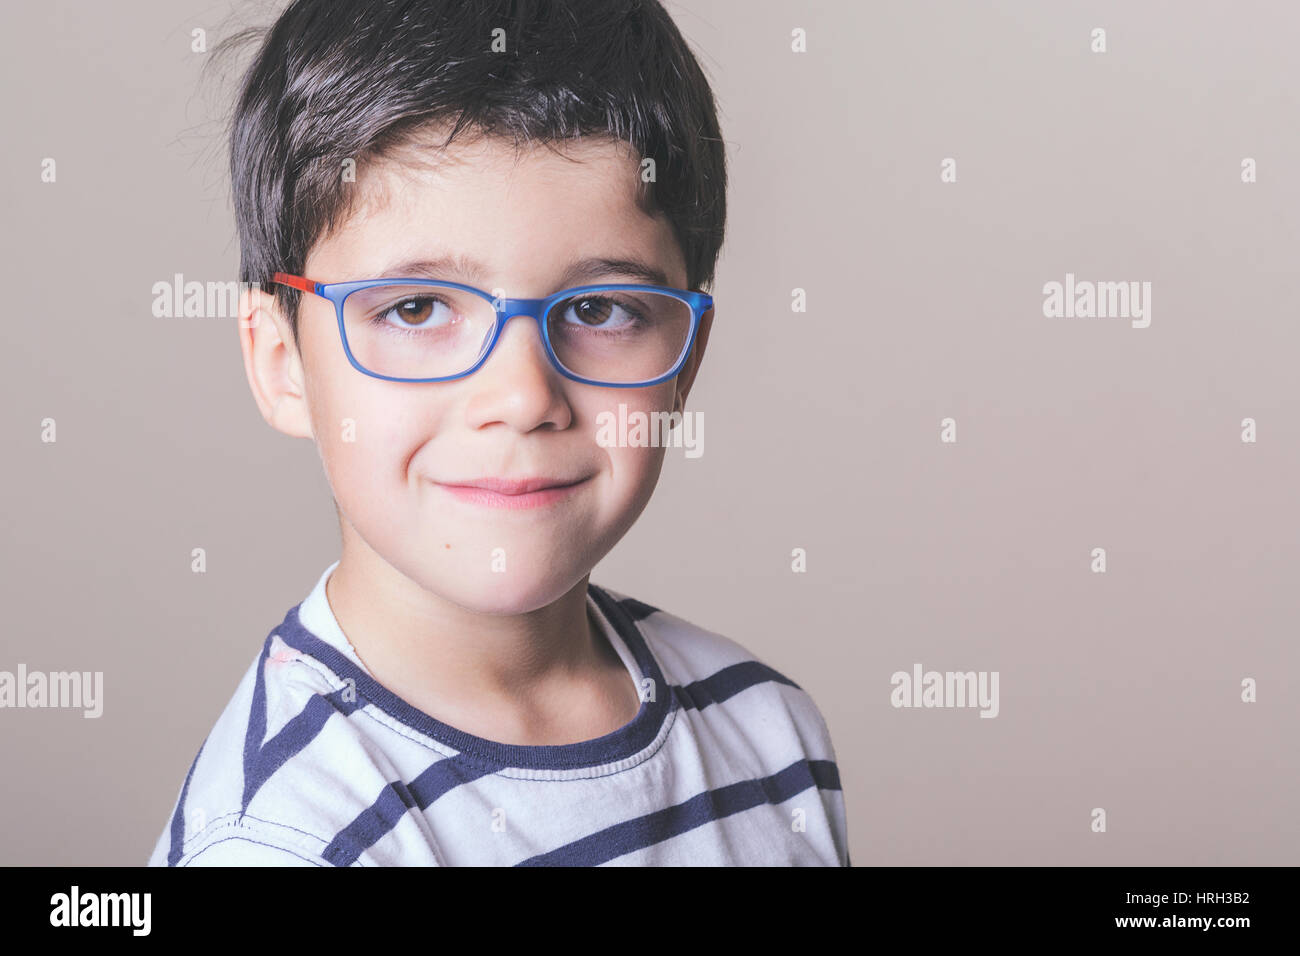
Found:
[619,597,660,621]
[272,586,674,771]
[321,755,497,866]
[240,635,274,807]
[514,758,842,866]
[166,736,207,867]
[241,687,361,817]
[672,660,800,711]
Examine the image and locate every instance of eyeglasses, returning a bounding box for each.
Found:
[271,273,713,388]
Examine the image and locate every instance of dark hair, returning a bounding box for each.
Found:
[227,0,727,342]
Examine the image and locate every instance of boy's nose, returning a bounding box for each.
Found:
[464,314,571,430]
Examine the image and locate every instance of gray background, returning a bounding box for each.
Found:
[1,0,1296,865]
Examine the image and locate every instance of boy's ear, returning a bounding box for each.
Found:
[239,287,314,440]
[674,306,713,412]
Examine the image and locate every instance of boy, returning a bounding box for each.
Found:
[148,0,849,866]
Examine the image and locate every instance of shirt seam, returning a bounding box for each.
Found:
[177,808,333,852]
[182,834,327,867]
[177,817,357,867]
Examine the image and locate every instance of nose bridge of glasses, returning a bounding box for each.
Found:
[496,297,548,322]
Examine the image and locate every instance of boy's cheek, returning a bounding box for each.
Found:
[583,387,676,447]
[582,386,677,427]
[309,386,427,479]
[604,442,669,504]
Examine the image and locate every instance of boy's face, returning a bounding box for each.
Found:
[243,130,712,614]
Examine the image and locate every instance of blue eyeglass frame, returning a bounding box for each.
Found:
[272,272,714,388]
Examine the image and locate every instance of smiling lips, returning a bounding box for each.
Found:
[434,475,591,509]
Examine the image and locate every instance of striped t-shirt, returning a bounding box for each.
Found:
[147,562,850,866]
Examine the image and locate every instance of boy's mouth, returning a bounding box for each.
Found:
[439,476,589,495]
[432,475,592,510]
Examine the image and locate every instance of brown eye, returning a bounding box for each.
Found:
[378,296,454,329]
[570,298,614,326]
[557,296,642,331]
[395,298,433,324]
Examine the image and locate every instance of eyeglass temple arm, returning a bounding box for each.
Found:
[272,272,322,296]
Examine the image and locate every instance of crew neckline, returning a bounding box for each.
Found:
[274,561,672,772]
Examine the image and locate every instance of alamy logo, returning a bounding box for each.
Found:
[49,886,150,936]
[152,273,262,318]
[595,402,703,458]
[1042,272,1151,328]
[0,665,102,717]
[890,662,999,718]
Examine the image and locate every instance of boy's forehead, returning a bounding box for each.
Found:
[313,130,684,287]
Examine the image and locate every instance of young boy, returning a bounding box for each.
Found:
[148,0,849,866]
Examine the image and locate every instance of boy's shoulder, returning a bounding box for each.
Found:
[595,583,848,864]
[147,615,375,867]
[590,583,842,765]
[594,582,785,681]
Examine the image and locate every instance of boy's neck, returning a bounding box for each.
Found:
[322,538,639,747]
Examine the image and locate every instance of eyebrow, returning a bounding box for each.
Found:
[370,255,672,290]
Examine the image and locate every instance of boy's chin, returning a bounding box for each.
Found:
[419,569,589,617]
